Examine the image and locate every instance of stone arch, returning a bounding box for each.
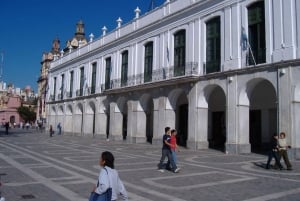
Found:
[50,106,56,115]
[86,101,96,114]
[239,77,270,106]
[66,104,73,115]
[58,105,64,115]
[116,96,127,113]
[75,103,83,114]
[168,88,189,147]
[204,84,227,151]
[239,77,277,153]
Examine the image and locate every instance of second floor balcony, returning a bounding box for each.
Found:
[49,62,198,102]
[103,62,198,90]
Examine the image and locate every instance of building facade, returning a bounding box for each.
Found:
[0,83,36,126]
[46,0,300,158]
[37,38,60,123]
[37,20,88,124]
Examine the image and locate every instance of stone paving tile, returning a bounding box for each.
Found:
[0,129,300,201]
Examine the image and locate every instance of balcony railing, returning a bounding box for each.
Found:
[103,62,198,90]
[66,91,72,98]
[76,89,82,97]
[76,87,91,97]
[50,95,55,101]
[50,62,198,101]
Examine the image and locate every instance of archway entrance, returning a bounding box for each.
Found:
[105,106,110,139]
[122,103,128,140]
[175,93,188,147]
[249,80,277,153]
[208,86,226,151]
[145,99,154,144]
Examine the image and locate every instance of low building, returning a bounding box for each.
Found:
[0,83,36,127]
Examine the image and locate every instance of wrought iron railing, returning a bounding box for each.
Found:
[55,62,198,99]
[104,62,198,90]
[50,95,55,101]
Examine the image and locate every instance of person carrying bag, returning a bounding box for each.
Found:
[89,167,112,201]
[90,151,128,201]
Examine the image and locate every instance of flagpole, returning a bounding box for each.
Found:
[248,41,256,66]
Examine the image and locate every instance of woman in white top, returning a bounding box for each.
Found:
[278,132,292,170]
[91,151,128,201]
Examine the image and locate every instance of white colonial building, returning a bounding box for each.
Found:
[47,0,300,158]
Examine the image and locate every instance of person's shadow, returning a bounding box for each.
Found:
[253,162,267,169]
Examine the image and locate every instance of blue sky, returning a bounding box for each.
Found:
[0,0,164,92]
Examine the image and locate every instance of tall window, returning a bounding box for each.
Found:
[206,17,221,74]
[91,62,97,94]
[69,71,74,97]
[144,42,153,83]
[174,30,186,77]
[80,67,84,96]
[121,51,128,87]
[248,1,266,65]
[60,74,64,99]
[105,57,111,89]
[53,77,57,100]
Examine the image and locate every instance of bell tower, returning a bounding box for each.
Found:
[75,19,85,36]
[52,37,60,54]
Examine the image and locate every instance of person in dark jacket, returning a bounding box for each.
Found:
[5,122,9,135]
[266,133,283,170]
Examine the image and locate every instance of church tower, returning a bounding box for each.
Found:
[51,37,60,55]
[75,20,85,37]
[65,20,88,50]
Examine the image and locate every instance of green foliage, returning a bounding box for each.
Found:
[17,106,36,122]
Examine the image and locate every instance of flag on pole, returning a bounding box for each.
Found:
[241,27,248,51]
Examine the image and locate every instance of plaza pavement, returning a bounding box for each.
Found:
[0,128,300,201]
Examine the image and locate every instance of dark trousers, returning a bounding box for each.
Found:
[158,149,177,171]
[266,150,282,169]
[278,149,292,169]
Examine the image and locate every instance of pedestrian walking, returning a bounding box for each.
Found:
[170,129,180,166]
[4,122,9,135]
[266,133,283,170]
[57,123,62,135]
[49,125,54,137]
[157,127,180,173]
[277,132,292,170]
[89,151,128,201]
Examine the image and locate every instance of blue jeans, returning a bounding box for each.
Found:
[158,149,177,171]
[171,150,177,165]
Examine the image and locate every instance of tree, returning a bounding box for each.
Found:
[17,106,36,123]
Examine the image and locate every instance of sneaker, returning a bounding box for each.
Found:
[174,168,180,173]
[158,169,164,173]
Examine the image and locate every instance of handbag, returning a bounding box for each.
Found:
[89,188,112,201]
[89,168,112,201]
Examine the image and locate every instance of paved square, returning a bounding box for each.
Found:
[0,129,300,201]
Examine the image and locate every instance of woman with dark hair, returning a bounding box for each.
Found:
[91,151,128,201]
